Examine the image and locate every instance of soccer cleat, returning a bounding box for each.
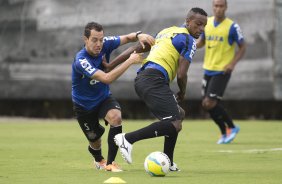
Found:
[169,162,180,172]
[217,134,227,144]
[114,133,133,164]
[105,162,123,172]
[224,126,240,143]
[94,159,107,170]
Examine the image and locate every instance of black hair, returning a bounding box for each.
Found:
[84,22,103,38]
[187,7,208,19]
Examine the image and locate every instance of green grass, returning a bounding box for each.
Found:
[0,118,282,184]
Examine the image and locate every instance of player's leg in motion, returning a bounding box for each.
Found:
[115,118,181,164]
[115,69,182,170]
[202,74,239,144]
[88,138,106,169]
[203,97,227,144]
[165,105,185,171]
[98,96,123,172]
[103,108,123,172]
[77,114,106,169]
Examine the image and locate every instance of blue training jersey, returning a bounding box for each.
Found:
[72,36,120,111]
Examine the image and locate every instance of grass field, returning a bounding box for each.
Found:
[0,118,282,184]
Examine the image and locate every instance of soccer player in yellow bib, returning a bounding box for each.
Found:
[112,7,207,171]
[197,0,246,144]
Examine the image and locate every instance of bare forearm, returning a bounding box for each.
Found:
[94,53,142,84]
[107,47,136,71]
[196,37,205,49]
[232,43,246,65]
[103,60,132,84]
[177,75,187,96]
[177,56,189,95]
[122,32,138,43]
[107,42,151,71]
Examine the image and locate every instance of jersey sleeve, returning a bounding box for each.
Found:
[73,57,98,78]
[102,36,121,63]
[172,34,197,63]
[229,23,244,45]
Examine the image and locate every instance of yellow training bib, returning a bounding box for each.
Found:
[203,17,235,71]
[143,26,189,82]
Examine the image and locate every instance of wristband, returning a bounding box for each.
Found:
[136,31,142,38]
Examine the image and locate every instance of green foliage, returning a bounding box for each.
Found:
[0,118,282,184]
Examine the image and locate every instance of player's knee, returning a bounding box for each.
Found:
[172,120,182,133]
[202,100,209,110]
[202,98,217,111]
[106,112,122,126]
[87,124,105,142]
[178,106,185,120]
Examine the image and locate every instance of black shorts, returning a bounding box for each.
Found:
[202,73,231,100]
[135,68,181,120]
[73,96,121,141]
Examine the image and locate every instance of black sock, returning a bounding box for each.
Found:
[107,125,122,165]
[217,104,235,129]
[88,145,104,162]
[125,120,177,144]
[209,105,227,135]
[164,133,178,166]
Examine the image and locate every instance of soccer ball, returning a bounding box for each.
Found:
[144,151,171,177]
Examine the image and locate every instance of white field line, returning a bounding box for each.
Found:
[216,148,282,153]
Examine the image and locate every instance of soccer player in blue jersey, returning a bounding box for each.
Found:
[72,22,154,172]
[113,8,208,171]
[197,0,246,144]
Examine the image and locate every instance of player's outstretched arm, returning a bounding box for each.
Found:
[119,32,155,47]
[103,42,152,72]
[93,52,143,84]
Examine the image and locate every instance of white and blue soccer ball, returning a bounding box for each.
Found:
[144,151,171,177]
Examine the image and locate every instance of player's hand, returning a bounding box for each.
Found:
[128,51,143,64]
[224,63,235,74]
[137,34,155,49]
[176,91,185,103]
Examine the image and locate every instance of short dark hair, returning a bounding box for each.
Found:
[84,22,103,38]
[213,0,228,6]
[186,7,208,19]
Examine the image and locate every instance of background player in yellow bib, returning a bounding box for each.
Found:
[112,7,207,171]
[197,0,246,144]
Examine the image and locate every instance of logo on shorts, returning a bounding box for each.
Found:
[155,131,158,137]
[209,93,217,97]
[162,116,172,120]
